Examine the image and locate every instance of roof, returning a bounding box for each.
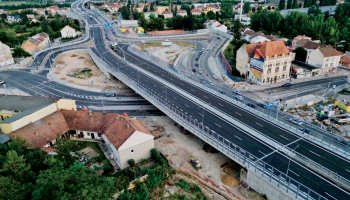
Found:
[318,46,342,57]
[295,35,311,40]
[178,10,187,13]
[341,55,350,65]
[245,41,290,59]
[162,10,172,14]
[61,25,76,32]
[302,41,321,49]
[191,8,201,12]
[0,95,58,111]
[296,39,309,46]
[10,111,69,148]
[0,133,10,144]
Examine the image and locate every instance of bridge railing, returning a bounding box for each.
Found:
[87,48,328,200]
[127,44,350,157]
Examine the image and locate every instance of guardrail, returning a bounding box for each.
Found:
[87,47,328,200]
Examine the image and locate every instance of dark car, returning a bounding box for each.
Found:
[220,91,226,94]
[195,58,199,61]
[105,92,116,97]
[282,82,292,87]
[299,128,311,134]
[192,69,196,72]
[195,63,199,67]
[246,103,256,108]
[257,103,267,109]
[217,37,220,39]
[0,80,4,85]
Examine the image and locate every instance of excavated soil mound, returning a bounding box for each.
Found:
[70,54,78,57]
[220,174,239,187]
[78,56,85,59]
[56,61,65,64]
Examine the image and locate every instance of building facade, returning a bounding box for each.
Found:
[177,10,187,17]
[60,25,77,38]
[21,32,50,54]
[162,10,173,19]
[307,46,341,75]
[236,41,295,85]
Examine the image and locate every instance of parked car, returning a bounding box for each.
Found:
[0,80,5,85]
[246,103,256,108]
[105,92,116,97]
[200,78,205,83]
[165,39,169,42]
[288,117,303,125]
[220,90,226,94]
[217,37,220,39]
[195,58,199,61]
[195,63,199,67]
[192,69,196,72]
[257,103,267,109]
[299,127,311,134]
[282,82,292,87]
[212,75,219,79]
[235,95,243,101]
[198,69,202,74]
[208,80,214,85]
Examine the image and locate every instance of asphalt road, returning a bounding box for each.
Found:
[88,23,350,198]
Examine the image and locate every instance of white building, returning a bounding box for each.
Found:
[177,10,187,17]
[249,35,270,43]
[60,25,77,38]
[307,46,341,75]
[0,42,14,67]
[162,10,173,19]
[234,14,251,26]
[6,15,21,23]
[236,41,295,85]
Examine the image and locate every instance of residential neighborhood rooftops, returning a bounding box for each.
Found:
[302,41,322,49]
[246,41,291,58]
[61,25,76,32]
[0,133,10,144]
[162,10,172,14]
[191,8,201,13]
[177,10,187,13]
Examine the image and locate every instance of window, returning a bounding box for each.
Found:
[275,67,279,72]
[276,63,280,66]
[131,150,134,153]
[325,64,328,67]
[331,57,335,61]
[268,64,272,68]
[87,132,90,136]
[284,61,287,65]
[14,110,19,113]
[330,63,333,66]
[267,68,271,74]
[326,58,330,62]
[283,65,287,71]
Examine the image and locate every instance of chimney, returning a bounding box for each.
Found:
[88,110,92,116]
[126,123,130,129]
[35,131,39,137]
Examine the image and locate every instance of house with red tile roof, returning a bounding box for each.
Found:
[10,110,154,170]
[191,8,201,15]
[307,46,341,75]
[236,41,295,85]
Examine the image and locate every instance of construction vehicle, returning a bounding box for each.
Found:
[110,43,118,51]
[189,156,201,170]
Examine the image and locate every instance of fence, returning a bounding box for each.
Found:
[87,48,329,200]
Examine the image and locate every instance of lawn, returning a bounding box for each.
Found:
[73,141,105,156]
[224,43,234,61]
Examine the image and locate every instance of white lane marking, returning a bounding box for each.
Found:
[288,170,299,177]
[255,122,263,127]
[185,104,189,107]
[235,112,242,116]
[279,135,290,141]
[185,112,188,115]
[203,95,208,98]
[218,103,224,106]
[309,150,321,157]
[215,123,221,127]
[191,89,195,92]
[346,169,350,173]
[258,150,266,155]
[234,135,242,141]
[173,97,177,100]
[325,192,337,200]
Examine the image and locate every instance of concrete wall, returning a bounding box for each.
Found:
[56,99,77,111]
[76,130,102,140]
[89,50,110,78]
[236,44,250,75]
[119,139,153,169]
[247,170,296,200]
[307,49,323,68]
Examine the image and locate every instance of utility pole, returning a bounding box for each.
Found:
[324,76,332,103]
[239,0,243,22]
[293,86,299,108]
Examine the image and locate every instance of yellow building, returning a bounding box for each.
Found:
[136,27,144,34]
[0,95,76,134]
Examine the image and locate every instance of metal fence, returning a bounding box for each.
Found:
[87,48,329,200]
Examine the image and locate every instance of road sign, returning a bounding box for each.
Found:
[267,102,274,109]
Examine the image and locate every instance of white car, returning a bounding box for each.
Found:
[198,69,202,74]
[165,39,169,42]
[212,75,219,79]
[0,80,4,85]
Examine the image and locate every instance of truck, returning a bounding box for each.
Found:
[110,43,117,51]
[331,114,350,125]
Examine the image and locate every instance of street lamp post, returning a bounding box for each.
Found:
[293,85,299,108]
[286,145,299,178]
[198,106,204,131]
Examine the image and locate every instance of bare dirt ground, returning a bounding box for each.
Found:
[53,50,128,90]
[138,116,264,200]
[136,42,194,65]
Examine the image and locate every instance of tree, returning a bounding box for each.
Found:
[294,47,308,62]
[13,46,31,58]
[207,10,216,19]
[252,7,256,12]
[292,0,299,8]
[311,0,317,5]
[143,5,148,12]
[304,0,310,7]
[287,0,293,9]
[54,137,75,168]
[133,10,141,20]
[138,13,148,30]
[0,176,27,200]
[150,3,155,11]
[243,2,251,13]
[0,150,31,181]
[41,19,49,33]
[115,176,130,192]
[149,13,156,20]
[32,164,116,200]
[180,4,191,15]
[220,2,234,19]
[232,20,242,41]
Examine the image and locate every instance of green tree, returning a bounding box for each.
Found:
[232,20,242,41]
[13,46,31,58]
[133,10,141,20]
[304,0,310,7]
[180,4,191,14]
[252,7,256,12]
[243,1,251,13]
[5,29,17,43]
[0,150,31,181]
[279,0,286,9]
[220,2,234,19]
[207,10,216,19]
[287,0,293,9]
[32,164,116,200]
[311,0,317,5]
[167,18,173,28]
[54,137,75,168]
[150,3,155,11]
[41,19,49,33]
[115,175,130,192]
[292,0,299,8]
[138,13,148,30]
[149,13,157,20]
[0,176,27,200]
[143,5,148,12]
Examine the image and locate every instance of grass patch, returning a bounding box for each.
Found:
[138,42,163,50]
[338,89,350,95]
[67,68,92,78]
[223,42,234,60]
[73,141,104,156]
